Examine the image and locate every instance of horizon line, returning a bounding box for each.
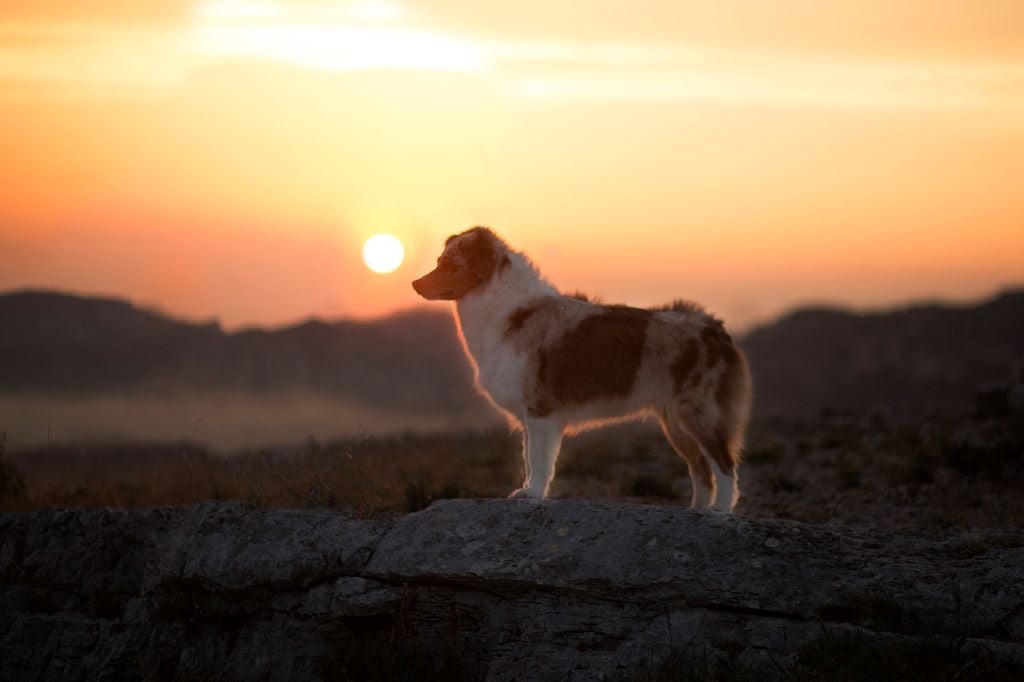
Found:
[3,283,1022,338]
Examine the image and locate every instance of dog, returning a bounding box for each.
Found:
[412,226,752,512]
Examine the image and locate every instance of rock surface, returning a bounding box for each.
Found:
[2,500,1024,680]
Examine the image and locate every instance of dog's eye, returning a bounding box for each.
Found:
[438,258,457,272]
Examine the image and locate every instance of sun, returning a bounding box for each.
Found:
[362,233,405,274]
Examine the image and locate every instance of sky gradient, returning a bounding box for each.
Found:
[2,1,1022,331]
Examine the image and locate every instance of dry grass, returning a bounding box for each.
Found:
[4,430,521,515]
[4,410,1024,532]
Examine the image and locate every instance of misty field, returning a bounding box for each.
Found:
[4,409,1023,534]
[0,390,497,452]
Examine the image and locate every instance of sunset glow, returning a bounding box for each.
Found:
[1,1,1022,329]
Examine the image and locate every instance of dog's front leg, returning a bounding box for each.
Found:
[508,417,563,499]
[505,429,533,497]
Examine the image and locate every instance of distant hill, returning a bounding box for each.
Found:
[0,290,480,413]
[2,288,1022,419]
[741,289,1024,416]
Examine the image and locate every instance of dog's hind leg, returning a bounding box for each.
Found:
[703,437,739,513]
[659,415,714,508]
[508,417,563,499]
[682,416,741,513]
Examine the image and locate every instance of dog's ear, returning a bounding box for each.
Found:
[447,226,487,247]
[464,229,507,281]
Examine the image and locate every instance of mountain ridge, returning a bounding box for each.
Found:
[0,289,475,410]
[2,286,1022,417]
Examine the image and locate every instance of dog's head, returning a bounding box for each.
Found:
[412,226,509,300]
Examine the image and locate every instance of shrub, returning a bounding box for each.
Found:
[0,433,26,506]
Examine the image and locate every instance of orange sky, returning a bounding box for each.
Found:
[1,1,1022,331]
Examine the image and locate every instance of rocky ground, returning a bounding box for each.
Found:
[3,499,1023,681]
[3,397,1023,680]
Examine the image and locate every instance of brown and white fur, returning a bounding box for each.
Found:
[412,227,752,512]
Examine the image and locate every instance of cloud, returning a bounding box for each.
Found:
[1,1,191,24]
[499,51,1024,113]
[420,0,1024,62]
[190,24,486,72]
[0,23,194,96]
[1,0,1022,115]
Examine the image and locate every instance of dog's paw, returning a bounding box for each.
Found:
[507,487,542,500]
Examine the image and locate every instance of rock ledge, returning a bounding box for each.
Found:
[2,500,1023,680]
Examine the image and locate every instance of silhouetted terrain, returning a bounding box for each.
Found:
[0,290,478,411]
[744,289,1024,416]
[2,288,1022,423]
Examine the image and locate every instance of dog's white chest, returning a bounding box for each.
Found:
[458,313,527,417]
[477,351,524,407]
